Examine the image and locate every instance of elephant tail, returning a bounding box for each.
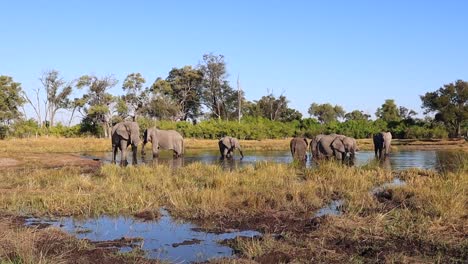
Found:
[181,139,184,156]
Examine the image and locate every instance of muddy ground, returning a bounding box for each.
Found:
[0,213,159,264]
[0,144,466,263]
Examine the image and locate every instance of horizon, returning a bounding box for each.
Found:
[2,1,467,123]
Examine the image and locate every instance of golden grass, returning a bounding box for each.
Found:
[1,137,466,154]
[225,166,468,262]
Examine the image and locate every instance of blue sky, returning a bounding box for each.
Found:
[1,0,467,123]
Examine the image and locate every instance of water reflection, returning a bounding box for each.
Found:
[81,149,467,172]
[25,209,260,263]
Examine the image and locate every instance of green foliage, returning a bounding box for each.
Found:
[376,99,401,122]
[0,76,25,125]
[200,53,241,120]
[421,80,468,137]
[308,103,345,124]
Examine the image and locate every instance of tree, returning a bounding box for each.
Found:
[0,76,25,125]
[344,110,371,121]
[308,103,345,124]
[375,99,401,122]
[151,66,204,121]
[122,73,146,120]
[40,70,73,126]
[421,80,468,137]
[199,53,238,120]
[250,93,300,122]
[76,75,118,137]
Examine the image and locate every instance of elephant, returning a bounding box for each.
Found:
[142,128,184,158]
[290,137,308,162]
[219,136,244,160]
[111,121,140,166]
[310,134,325,159]
[316,134,359,160]
[334,136,359,160]
[373,132,392,159]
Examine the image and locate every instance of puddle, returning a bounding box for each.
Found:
[371,178,406,194]
[314,199,344,217]
[25,209,260,263]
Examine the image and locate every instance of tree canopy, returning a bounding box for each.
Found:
[0,76,25,125]
[308,103,345,124]
[421,80,468,137]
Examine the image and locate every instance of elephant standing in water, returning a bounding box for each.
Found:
[316,134,359,160]
[290,137,308,162]
[310,134,325,159]
[219,136,244,160]
[111,121,140,166]
[373,132,392,159]
[142,128,184,158]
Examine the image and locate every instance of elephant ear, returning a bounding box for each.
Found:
[116,123,130,140]
[332,138,345,153]
[222,137,232,148]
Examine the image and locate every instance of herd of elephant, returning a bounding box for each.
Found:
[290,131,392,163]
[110,121,392,166]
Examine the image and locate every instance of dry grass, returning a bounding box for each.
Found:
[1,137,467,262]
[1,137,466,154]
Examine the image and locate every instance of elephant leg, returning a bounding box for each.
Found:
[131,144,137,165]
[223,148,229,159]
[112,145,118,164]
[152,149,159,159]
[120,140,128,166]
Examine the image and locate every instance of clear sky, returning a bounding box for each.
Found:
[1,0,467,123]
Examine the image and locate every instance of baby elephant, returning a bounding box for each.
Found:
[219,136,244,160]
[290,137,308,162]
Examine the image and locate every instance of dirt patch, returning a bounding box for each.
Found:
[172,239,202,248]
[195,210,327,235]
[133,210,161,221]
[0,153,101,172]
[0,158,21,167]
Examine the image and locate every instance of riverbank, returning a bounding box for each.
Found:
[1,137,466,153]
[0,156,466,262]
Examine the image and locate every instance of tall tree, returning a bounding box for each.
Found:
[76,75,118,137]
[308,103,345,124]
[245,93,301,122]
[344,110,371,121]
[0,76,25,125]
[152,66,204,121]
[375,99,401,122]
[40,70,73,126]
[122,73,146,120]
[199,53,237,120]
[421,80,468,137]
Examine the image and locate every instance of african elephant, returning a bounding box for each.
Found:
[373,132,392,159]
[219,136,244,160]
[310,134,325,159]
[290,137,308,162]
[111,121,140,166]
[332,136,359,160]
[142,128,184,158]
[316,134,358,160]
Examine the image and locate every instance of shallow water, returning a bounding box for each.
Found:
[25,209,260,263]
[82,149,466,172]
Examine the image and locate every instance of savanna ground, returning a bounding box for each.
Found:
[0,137,467,263]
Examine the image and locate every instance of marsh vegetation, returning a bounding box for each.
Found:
[0,138,466,263]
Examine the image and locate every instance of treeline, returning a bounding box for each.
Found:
[5,115,449,140]
[0,53,467,139]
